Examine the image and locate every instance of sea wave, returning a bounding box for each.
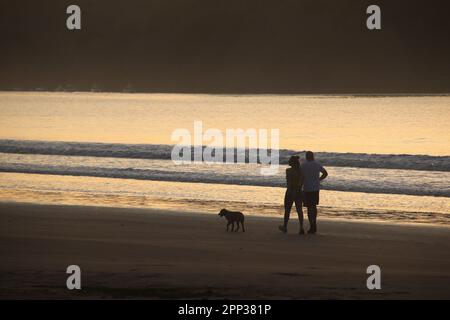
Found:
[0,156,449,197]
[0,140,448,172]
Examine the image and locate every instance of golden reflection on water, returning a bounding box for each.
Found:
[1,92,449,155]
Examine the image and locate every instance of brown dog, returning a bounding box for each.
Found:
[218,209,245,232]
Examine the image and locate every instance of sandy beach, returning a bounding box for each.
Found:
[0,202,449,299]
[2,0,450,305]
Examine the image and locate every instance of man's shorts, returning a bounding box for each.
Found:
[303,191,320,207]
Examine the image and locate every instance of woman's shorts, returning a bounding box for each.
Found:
[285,189,303,201]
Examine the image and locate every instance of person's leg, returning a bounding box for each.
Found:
[280,190,293,233]
[307,206,314,233]
[284,190,294,227]
[311,205,317,233]
[312,191,319,233]
[294,197,304,234]
[305,192,314,233]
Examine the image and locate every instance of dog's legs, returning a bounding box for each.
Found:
[231,222,235,232]
[235,222,240,232]
[241,221,245,232]
[227,222,231,232]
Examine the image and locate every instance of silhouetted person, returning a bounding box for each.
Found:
[279,155,305,234]
[302,151,328,234]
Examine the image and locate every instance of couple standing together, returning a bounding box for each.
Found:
[279,151,328,235]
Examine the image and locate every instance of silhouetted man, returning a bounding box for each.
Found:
[301,151,328,234]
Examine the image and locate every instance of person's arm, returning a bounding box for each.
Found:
[299,168,305,187]
[285,168,290,187]
[319,167,328,181]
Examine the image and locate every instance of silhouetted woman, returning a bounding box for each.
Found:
[279,155,305,234]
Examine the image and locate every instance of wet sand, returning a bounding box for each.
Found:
[1,202,449,299]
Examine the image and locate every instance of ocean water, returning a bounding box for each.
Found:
[0,92,449,225]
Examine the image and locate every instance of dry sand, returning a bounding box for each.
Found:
[0,202,449,299]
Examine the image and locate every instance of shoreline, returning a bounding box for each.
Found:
[1,200,450,229]
[1,202,449,299]
[1,196,449,227]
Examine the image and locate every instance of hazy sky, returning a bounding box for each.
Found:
[1,0,449,93]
